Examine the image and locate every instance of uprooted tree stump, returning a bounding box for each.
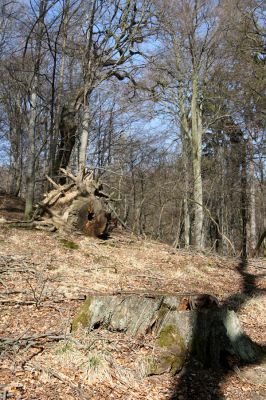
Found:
[71,293,264,375]
[0,169,115,237]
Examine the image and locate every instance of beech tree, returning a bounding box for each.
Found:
[149,0,224,249]
[0,0,264,255]
[52,0,154,178]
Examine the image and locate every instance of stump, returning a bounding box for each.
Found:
[0,169,115,237]
[71,293,264,375]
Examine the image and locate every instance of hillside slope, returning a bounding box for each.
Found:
[0,226,265,399]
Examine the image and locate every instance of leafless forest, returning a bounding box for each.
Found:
[0,0,265,253]
[0,2,266,399]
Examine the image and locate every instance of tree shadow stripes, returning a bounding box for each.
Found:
[169,258,266,400]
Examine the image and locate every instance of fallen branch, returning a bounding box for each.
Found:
[24,362,89,399]
[0,332,69,353]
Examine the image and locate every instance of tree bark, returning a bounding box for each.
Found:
[9,121,22,197]
[251,229,266,257]
[50,2,69,177]
[24,0,47,218]
[24,76,38,219]
[178,76,191,248]
[79,103,90,172]
[182,136,191,248]
[249,137,256,251]
[240,139,248,260]
[53,104,77,183]
[191,73,203,250]
[72,293,263,373]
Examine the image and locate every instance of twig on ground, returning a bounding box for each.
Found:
[24,362,89,399]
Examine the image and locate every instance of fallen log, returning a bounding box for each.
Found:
[0,169,115,238]
[71,293,264,375]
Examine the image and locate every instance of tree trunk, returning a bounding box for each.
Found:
[53,104,77,183]
[72,293,263,374]
[178,79,191,248]
[240,139,248,260]
[50,4,69,177]
[24,0,47,218]
[264,219,266,257]
[79,103,90,172]
[24,77,38,219]
[252,229,266,257]
[78,0,96,172]
[182,136,190,248]
[191,74,203,250]
[9,123,22,197]
[249,137,256,251]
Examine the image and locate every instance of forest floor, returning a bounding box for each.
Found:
[0,205,265,399]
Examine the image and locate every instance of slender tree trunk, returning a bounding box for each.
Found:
[78,0,97,172]
[264,219,266,257]
[10,122,22,196]
[191,73,203,250]
[25,77,38,218]
[178,79,191,248]
[182,136,190,248]
[24,0,47,218]
[79,103,90,172]
[220,147,225,253]
[51,2,69,177]
[248,137,256,251]
[240,139,248,260]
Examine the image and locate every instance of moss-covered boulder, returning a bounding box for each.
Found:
[71,293,195,375]
[71,293,264,374]
[71,297,92,332]
[143,324,186,375]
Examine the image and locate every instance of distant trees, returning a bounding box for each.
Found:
[151,0,224,249]
[0,0,264,255]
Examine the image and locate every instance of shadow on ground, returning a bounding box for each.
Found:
[170,258,266,400]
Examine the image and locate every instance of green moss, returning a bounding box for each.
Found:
[144,352,185,376]
[157,305,168,320]
[154,305,169,331]
[155,324,186,375]
[59,238,79,250]
[157,324,185,349]
[145,356,158,375]
[161,353,185,375]
[142,325,187,376]
[71,297,92,332]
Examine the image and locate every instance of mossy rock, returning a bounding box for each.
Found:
[144,325,186,376]
[71,297,92,331]
[157,324,183,348]
[71,293,262,372]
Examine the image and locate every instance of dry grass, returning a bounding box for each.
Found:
[0,225,265,399]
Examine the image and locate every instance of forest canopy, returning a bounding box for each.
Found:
[0,0,265,255]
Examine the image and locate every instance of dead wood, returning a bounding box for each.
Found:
[24,362,89,399]
[0,332,70,358]
[71,293,264,375]
[0,169,115,238]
